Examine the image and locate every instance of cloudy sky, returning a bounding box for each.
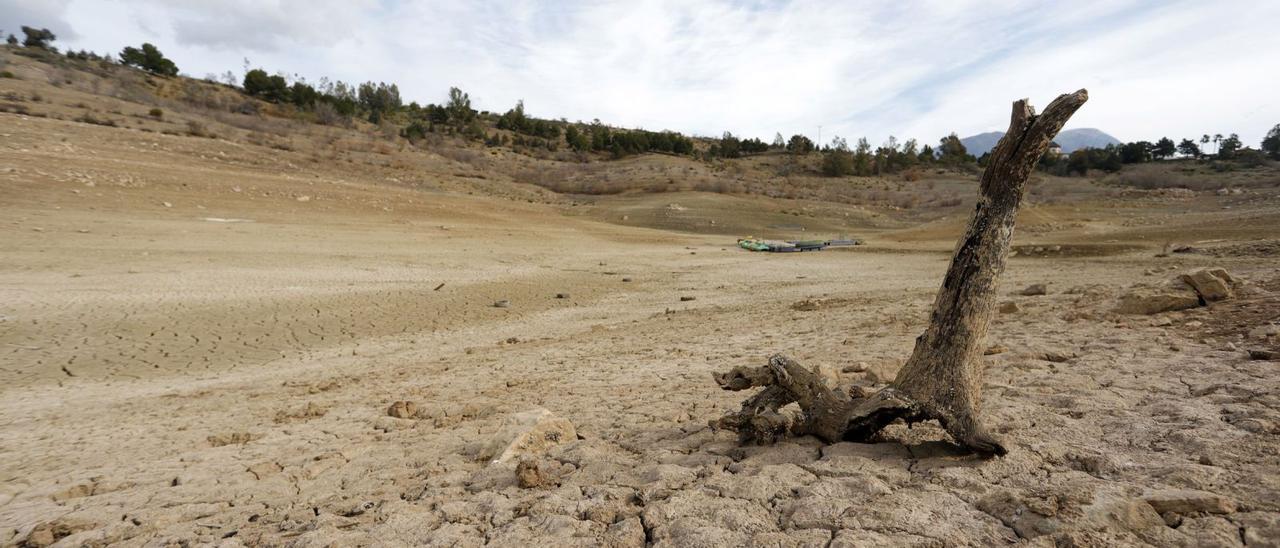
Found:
[4,0,1277,146]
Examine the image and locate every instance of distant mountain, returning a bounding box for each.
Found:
[958,132,1005,157]
[959,128,1121,156]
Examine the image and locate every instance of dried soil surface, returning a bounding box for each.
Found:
[3,111,1280,546]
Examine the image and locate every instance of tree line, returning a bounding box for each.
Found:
[1037,130,1278,176]
[6,25,1278,169]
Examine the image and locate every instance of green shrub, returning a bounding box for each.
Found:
[0,71,14,79]
[119,43,178,76]
[148,108,163,119]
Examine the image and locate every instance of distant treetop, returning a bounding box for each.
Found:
[120,43,178,76]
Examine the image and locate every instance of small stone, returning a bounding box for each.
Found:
[493,300,511,308]
[387,400,417,419]
[1042,351,1074,363]
[1248,349,1276,361]
[1143,489,1236,515]
[841,362,868,373]
[680,296,696,302]
[792,299,824,311]
[998,301,1020,313]
[515,458,555,488]
[162,201,172,207]
[555,293,569,299]
[1247,325,1278,339]
[985,344,1009,355]
[208,432,255,447]
[621,277,632,282]
[1020,284,1048,296]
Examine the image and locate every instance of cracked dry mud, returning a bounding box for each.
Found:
[2,116,1280,546]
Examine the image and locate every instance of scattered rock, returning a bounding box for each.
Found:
[621,277,632,282]
[296,195,311,202]
[841,362,868,373]
[478,408,576,463]
[18,519,96,548]
[1020,284,1048,296]
[1082,496,1169,541]
[985,344,1009,355]
[603,517,646,548]
[161,201,172,208]
[387,400,417,419]
[50,482,94,502]
[999,301,1020,313]
[1237,512,1280,546]
[1142,489,1236,515]
[1179,268,1236,302]
[862,360,901,384]
[493,300,511,308]
[208,432,255,447]
[679,296,696,302]
[976,490,1059,539]
[791,299,825,311]
[1248,349,1276,361]
[1247,324,1278,340]
[274,402,327,422]
[1114,287,1201,315]
[515,458,556,488]
[555,293,569,299]
[1041,351,1074,363]
[340,500,378,517]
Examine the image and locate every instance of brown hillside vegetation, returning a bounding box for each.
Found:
[2,48,1280,546]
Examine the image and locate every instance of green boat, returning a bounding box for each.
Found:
[737,238,772,251]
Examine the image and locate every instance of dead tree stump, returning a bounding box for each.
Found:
[713,90,1089,455]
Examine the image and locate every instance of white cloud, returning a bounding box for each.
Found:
[7,0,1279,146]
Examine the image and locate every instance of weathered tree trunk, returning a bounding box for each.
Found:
[713,90,1089,455]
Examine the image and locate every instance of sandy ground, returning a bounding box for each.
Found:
[3,108,1280,547]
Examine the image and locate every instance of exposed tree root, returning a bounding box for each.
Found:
[712,90,1090,456]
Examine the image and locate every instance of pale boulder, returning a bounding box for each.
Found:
[478,408,576,463]
[1114,288,1201,315]
[1179,268,1236,303]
